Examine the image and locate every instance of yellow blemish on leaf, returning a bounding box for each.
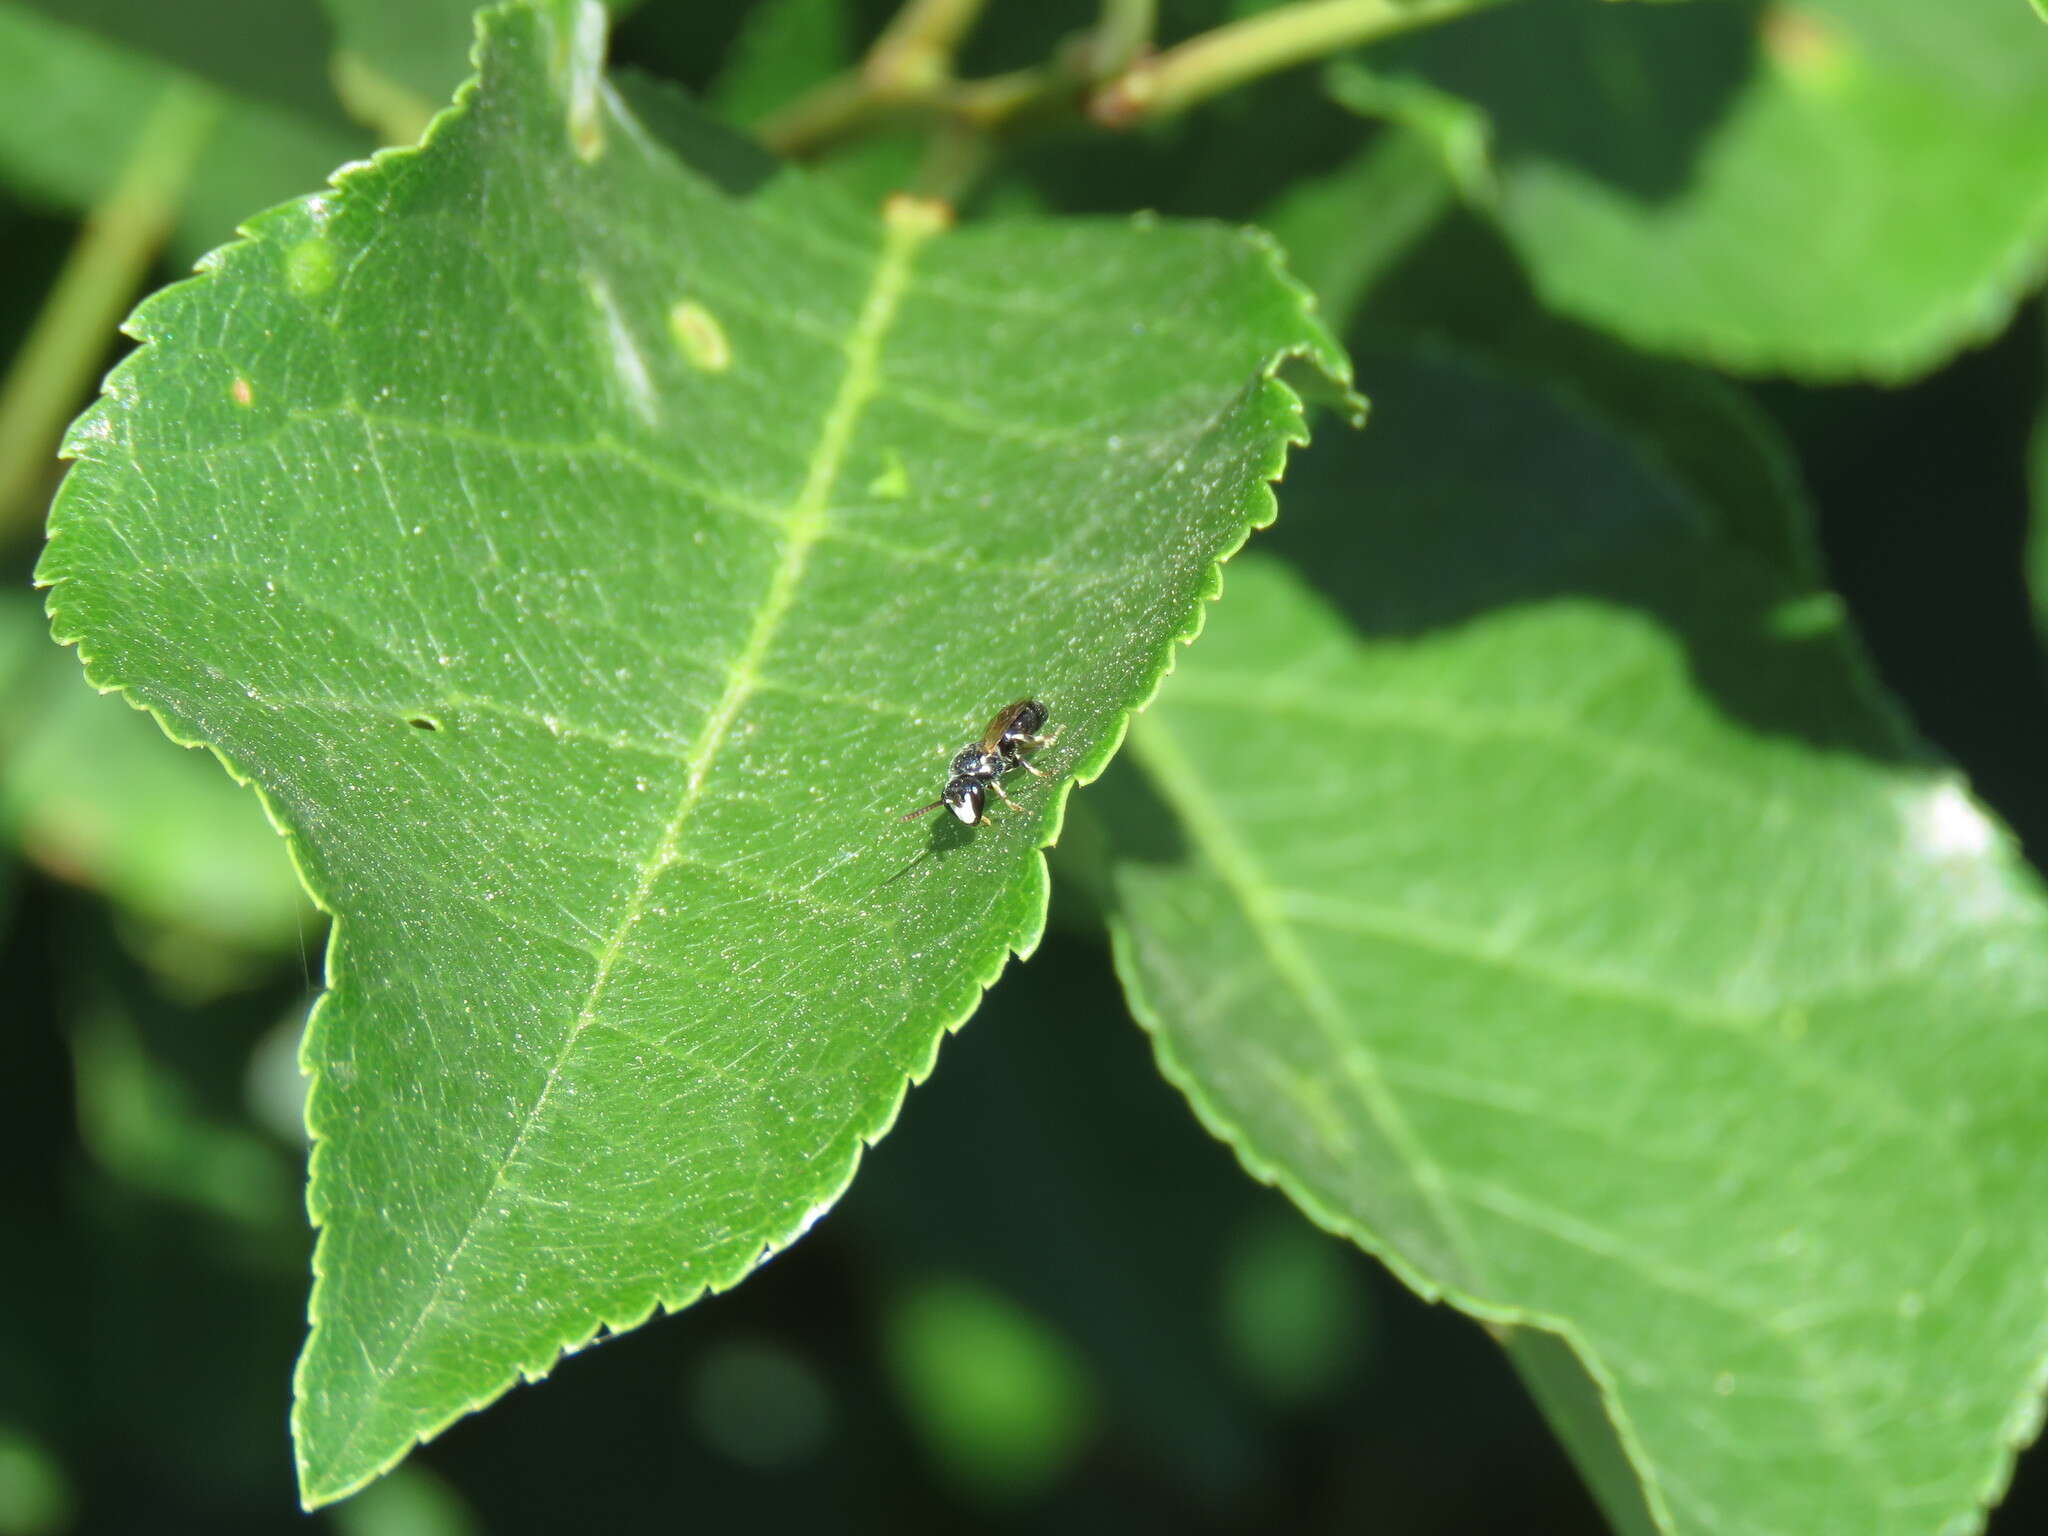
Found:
[231,377,254,407]
[668,301,732,373]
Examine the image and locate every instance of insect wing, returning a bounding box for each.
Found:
[980,700,1034,754]
[983,699,1049,754]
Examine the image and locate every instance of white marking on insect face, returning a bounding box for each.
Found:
[949,797,978,824]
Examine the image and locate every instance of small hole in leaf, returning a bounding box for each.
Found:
[407,716,441,732]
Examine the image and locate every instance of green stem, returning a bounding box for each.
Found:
[949,67,1056,131]
[764,0,1501,163]
[1085,0,1157,78]
[1093,0,1506,126]
[864,0,991,95]
[763,0,1002,156]
[909,119,992,208]
[0,81,218,536]
[756,70,881,158]
[762,58,1050,161]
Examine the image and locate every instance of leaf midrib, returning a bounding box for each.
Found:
[320,202,939,1459]
[1126,692,1926,1528]
[1126,708,1486,1284]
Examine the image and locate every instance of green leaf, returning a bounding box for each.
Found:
[1371,0,2048,381]
[10,0,343,130]
[0,592,308,954]
[1102,348,2048,1536]
[0,1,366,267]
[0,1427,72,1536]
[1271,128,1823,592]
[68,996,299,1229]
[1320,58,1494,204]
[684,1338,833,1470]
[703,0,851,128]
[321,1,641,145]
[843,936,1291,1498]
[322,0,487,145]
[1217,1209,1371,1406]
[1350,209,1824,587]
[883,1276,1098,1502]
[327,1465,478,1536]
[1252,125,1459,336]
[38,0,1348,1503]
[699,0,922,210]
[2030,313,2048,638]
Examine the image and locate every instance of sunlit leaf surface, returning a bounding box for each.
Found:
[1107,349,2048,1536]
[1375,0,2048,380]
[37,0,1346,1503]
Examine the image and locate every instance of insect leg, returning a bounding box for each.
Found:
[1008,726,1061,775]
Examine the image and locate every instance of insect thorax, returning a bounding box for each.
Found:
[951,746,1005,779]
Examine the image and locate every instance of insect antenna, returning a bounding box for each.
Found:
[900,798,948,821]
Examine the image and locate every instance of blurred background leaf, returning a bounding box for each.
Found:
[703,0,849,127]
[0,2,366,267]
[1360,0,2048,380]
[0,590,311,973]
[0,0,369,540]
[883,1275,1099,1503]
[0,1425,72,1536]
[710,0,926,205]
[2028,310,2048,643]
[1102,343,2048,1536]
[321,0,645,145]
[9,0,344,132]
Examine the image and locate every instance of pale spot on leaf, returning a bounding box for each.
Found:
[668,301,731,373]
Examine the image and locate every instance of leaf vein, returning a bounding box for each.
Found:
[1130,711,1489,1287]
[335,200,938,1437]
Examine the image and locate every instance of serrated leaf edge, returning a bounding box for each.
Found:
[1106,477,2048,1536]
[38,0,1360,1507]
[1519,195,2048,386]
[1111,719,2048,1536]
[1104,712,1686,1536]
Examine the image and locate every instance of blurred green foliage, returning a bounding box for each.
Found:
[3,2,2046,1533]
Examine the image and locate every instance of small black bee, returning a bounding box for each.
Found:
[903,699,1060,825]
